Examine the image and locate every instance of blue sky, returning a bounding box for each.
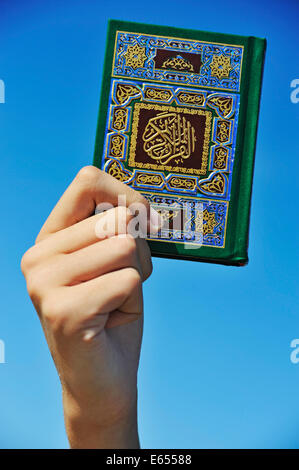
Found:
[0,0,298,449]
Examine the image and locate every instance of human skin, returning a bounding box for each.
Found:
[21,166,161,449]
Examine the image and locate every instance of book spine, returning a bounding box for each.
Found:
[233,36,267,265]
[93,20,115,167]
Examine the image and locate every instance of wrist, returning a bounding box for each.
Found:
[62,388,140,449]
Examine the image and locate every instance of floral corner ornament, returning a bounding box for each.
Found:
[210,54,232,79]
[124,44,147,69]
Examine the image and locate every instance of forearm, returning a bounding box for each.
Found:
[21,167,152,451]
[63,390,140,449]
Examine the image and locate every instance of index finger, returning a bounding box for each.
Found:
[36,166,158,242]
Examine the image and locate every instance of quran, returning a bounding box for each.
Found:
[93,20,266,265]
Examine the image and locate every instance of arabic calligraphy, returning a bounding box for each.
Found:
[115,84,141,105]
[142,111,196,166]
[129,103,212,176]
[177,91,205,106]
[145,87,172,101]
[106,160,132,182]
[108,134,125,158]
[213,146,229,170]
[168,176,197,191]
[198,172,226,195]
[135,172,164,186]
[161,55,194,72]
[111,108,128,131]
[203,209,218,235]
[206,95,233,118]
[215,120,231,143]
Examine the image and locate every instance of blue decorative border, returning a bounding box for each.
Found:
[102,79,240,202]
[112,31,243,91]
[142,193,228,248]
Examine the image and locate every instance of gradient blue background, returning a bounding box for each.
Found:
[0,0,298,449]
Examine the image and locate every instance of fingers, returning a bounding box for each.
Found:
[72,267,143,331]
[36,166,153,242]
[30,207,134,260]
[23,207,152,282]
[21,166,155,340]
[43,268,143,336]
[42,235,152,287]
[60,235,152,284]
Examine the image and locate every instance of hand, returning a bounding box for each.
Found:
[21,166,159,448]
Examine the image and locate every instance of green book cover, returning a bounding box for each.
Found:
[93,19,266,266]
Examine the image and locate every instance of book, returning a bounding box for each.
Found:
[93,19,266,266]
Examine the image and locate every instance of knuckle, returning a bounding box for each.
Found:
[42,309,61,331]
[124,267,142,291]
[20,252,29,275]
[26,269,43,297]
[42,295,69,332]
[20,246,37,274]
[25,263,52,298]
[77,165,101,184]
